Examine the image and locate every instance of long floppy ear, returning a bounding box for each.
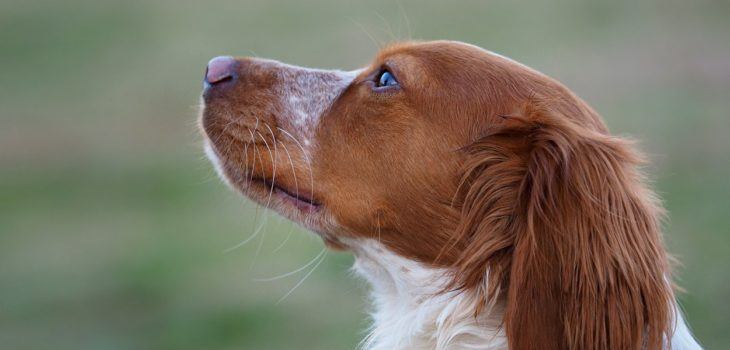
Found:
[451,101,674,350]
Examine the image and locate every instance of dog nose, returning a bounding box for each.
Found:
[205,56,237,85]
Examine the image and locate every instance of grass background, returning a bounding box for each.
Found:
[1,0,728,349]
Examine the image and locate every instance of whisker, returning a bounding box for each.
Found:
[241,140,251,183]
[271,131,299,253]
[249,118,264,247]
[223,220,266,253]
[276,127,315,209]
[275,251,328,304]
[244,126,260,196]
[254,249,326,282]
[255,130,276,207]
[249,222,267,271]
[264,124,284,192]
[396,0,413,40]
[272,222,296,253]
[225,127,272,254]
[374,11,397,42]
[209,116,237,161]
[245,128,278,268]
[347,17,384,49]
[248,118,262,184]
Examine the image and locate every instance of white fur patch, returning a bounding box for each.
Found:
[257,59,361,155]
[348,239,506,350]
[204,140,233,189]
[671,306,703,349]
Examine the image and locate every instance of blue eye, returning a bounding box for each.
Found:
[376,70,398,88]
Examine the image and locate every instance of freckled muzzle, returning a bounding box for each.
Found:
[199,55,359,231]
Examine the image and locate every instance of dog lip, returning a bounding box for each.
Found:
[252,177,322,208]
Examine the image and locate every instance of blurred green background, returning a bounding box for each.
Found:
[1,0,728,349]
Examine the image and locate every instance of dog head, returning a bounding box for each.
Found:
[200,41,673,350]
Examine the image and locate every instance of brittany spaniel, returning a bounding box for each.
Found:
[199,41,702,350]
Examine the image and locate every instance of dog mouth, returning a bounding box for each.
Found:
[203,126,351,251]
[250,177,321,212]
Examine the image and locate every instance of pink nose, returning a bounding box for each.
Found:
[205,56,237,85]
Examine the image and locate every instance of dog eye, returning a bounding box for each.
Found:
[376,70,398,88]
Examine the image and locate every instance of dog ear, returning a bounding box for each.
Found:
[450,100,674,350]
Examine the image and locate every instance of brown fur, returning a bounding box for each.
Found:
[451,102,672,349]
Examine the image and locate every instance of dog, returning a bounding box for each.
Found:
[199,40,702,350]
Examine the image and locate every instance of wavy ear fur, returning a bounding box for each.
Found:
[452,100,674,350]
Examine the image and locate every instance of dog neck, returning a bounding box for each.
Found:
[349,239,507,350]
[346,239,702,350]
